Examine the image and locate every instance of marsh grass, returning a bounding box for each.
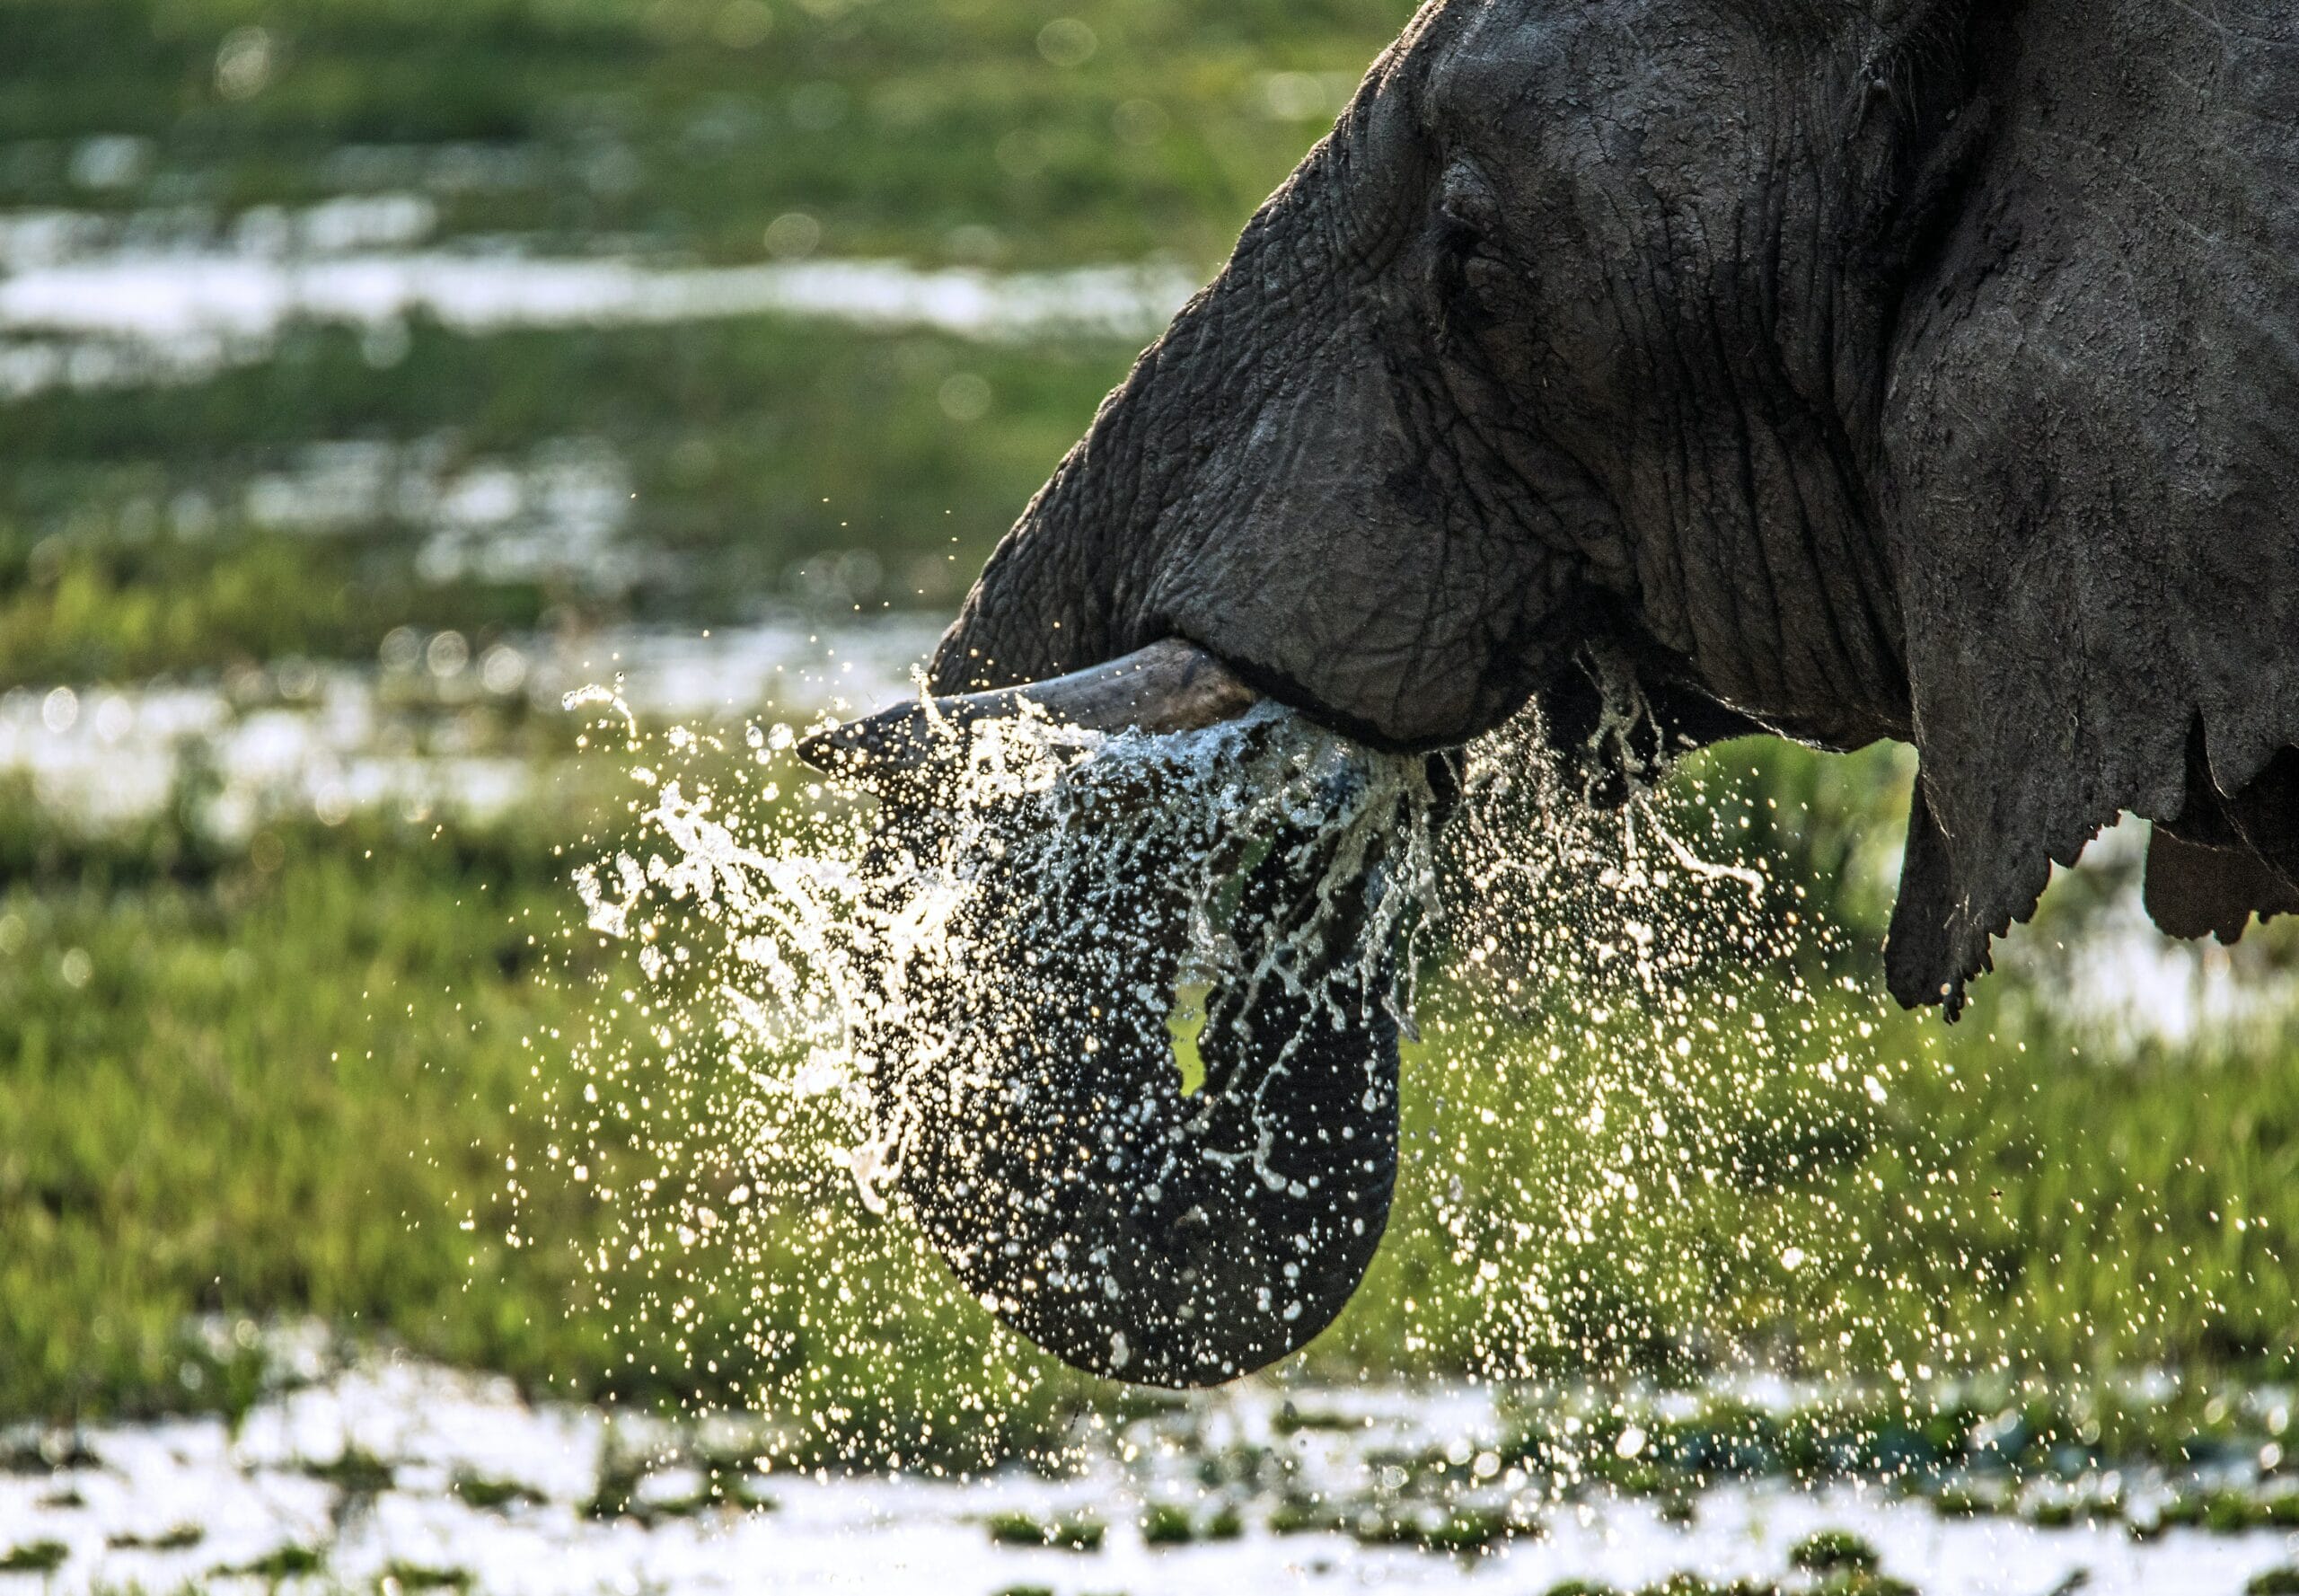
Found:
[0,1539,68,1574]
[0,0,1412,269]
[4,737,2299,1464]
[223,1544,326,1579]
[0,317,1138,684]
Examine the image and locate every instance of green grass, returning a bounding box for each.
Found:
[0,804,624,1420]
[1790,1531,1880,1575]
[107,1524,205,1549]
[0,0,1412,269]
[0,529,551,686]
[449,1471,546,1511]
[0,315,1139,684]
[984,1510,1105,1551]
[224,1544,326,1579]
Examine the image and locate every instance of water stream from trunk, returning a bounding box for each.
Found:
[544,675,1917,1455]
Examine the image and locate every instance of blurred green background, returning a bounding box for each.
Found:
[4,0,2297,1463]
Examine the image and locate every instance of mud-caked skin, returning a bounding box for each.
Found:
[932,0,2299,1014]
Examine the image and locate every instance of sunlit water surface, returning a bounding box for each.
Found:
[6,1331,2299,1595]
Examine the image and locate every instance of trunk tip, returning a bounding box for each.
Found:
[793,705,929,779]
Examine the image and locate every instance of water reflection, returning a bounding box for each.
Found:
[0,614,944,836]
[0,195,1196,397]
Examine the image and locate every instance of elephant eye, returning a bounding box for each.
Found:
[1437,158,1502,239]
[1432,213,1513,334]
[1433,163,1511,324]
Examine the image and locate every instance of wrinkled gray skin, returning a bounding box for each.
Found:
[900,0,2299,1383]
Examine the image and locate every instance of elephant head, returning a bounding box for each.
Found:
[812,0,2299,1383]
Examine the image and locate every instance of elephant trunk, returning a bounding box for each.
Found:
[797,639,1258,782]
[803,644,1408,1386]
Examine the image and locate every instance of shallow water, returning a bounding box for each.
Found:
[0,197,1195,397]
[0,614,941,835]
[6,1344,2298,1596]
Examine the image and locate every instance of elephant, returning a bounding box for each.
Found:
[801,0,2299,1386]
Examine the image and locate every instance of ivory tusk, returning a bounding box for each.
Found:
[796,639,1260,779]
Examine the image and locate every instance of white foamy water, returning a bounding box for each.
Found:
[0,198,1197,396]
[6,1344,2295,1596]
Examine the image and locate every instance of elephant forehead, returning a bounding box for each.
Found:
[1418,1,1775,185]
[1411,3,1572,141]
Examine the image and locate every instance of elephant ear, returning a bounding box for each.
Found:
[1873,0,2299,1011]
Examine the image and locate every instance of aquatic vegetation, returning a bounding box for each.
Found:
[583,1445,766,1526]
[1139,1498,1239,1545]
[447,1471,545,1512]
[104,1524,204,1550]
[222,1544,326,1578]
[1634,1577,1780,1596]
[1266,1494,1350,1536]
[1810,1580,1918,1596]
[0,1539,67,1574]
[1926,1483,1998,1517]
[1788,1530,1881,1574]
[1139,1502,1196,1545]
[983,1511,1105,1552]
[304,1442,394,1497]
[1349,1503,1521,1554]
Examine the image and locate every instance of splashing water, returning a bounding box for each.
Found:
[542,673,1944,1466]
[570,698,1440,1203]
